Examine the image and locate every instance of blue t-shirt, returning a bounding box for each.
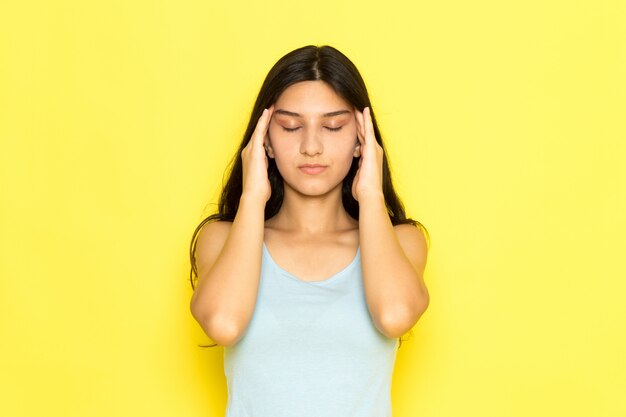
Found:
[223,241,399,417]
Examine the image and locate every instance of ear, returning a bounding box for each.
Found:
[353,138,361,158]
[264,137,275,159]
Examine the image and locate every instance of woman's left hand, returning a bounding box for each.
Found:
[352,107,385,202]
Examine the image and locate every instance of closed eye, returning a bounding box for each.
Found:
[282,126,343,132]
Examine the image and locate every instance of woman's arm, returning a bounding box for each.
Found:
[191,107,273,347]
[190,195,266,347]
[359,193,430,339]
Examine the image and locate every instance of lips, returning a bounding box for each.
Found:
[299,164,327,174]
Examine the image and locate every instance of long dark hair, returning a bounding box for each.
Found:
[189,45,429,349]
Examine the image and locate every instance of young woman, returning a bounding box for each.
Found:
[189,45,430,417]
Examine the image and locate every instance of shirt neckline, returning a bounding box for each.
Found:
[262,241,360,285]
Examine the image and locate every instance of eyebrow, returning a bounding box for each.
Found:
[274,109,351,118]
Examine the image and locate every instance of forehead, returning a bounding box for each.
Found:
[274,80,352,115]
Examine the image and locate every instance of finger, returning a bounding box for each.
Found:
[266,104,275,133]
[254,108,268,139]
[252,108,272,150]
[263,105,275,148]
[364,107,375,143]
[263,106,274,134]
[355,109,365,140]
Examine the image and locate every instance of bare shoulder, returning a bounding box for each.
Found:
[194,220,233,277]
[393,223,429,276]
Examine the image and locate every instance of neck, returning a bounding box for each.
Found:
[266,183,357,235]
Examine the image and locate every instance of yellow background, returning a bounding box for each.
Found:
[1,1,624,416]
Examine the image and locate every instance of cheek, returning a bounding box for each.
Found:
[343,123,357,141]
[340,124,358,147]
[268,122,278,140]
[268,124,286,146]
[268,124,297,156]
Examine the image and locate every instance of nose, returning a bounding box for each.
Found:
[300,127,323,156]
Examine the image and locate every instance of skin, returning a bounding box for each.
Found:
[264,80,361,234]
[191,80,429,345]
[261,80,430,337]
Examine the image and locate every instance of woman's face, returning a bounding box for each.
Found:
[266,80,360,195]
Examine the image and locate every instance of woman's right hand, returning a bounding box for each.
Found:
[241,105,274,203]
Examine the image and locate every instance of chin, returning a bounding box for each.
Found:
[282,177,343,197]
